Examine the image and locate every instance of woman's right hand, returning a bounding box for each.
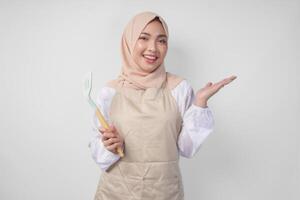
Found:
[98,124,124,155]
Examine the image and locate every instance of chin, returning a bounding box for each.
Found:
[142,64,161,72]
[134,55,163,71]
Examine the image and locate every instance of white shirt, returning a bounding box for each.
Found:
[88,80,214,171]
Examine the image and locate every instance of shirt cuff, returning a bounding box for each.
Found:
[191,103,210,111]
[188,104,214,129]
[100,147,121,171]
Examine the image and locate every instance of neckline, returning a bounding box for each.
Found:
[116,76,168,93]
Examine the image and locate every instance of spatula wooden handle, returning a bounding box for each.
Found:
[95,108,124,157]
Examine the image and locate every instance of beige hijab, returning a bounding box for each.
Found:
[107,11,184,90]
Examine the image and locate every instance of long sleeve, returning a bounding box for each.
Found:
[88,86,120,171]
[89,81,215,169]
[173,80,215,158]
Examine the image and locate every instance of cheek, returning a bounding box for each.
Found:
[159,45,168,58]
[133,42,145,55]
[132,44,144,63]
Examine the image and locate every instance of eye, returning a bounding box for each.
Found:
[139,36,148,40]
[159,39,167,44]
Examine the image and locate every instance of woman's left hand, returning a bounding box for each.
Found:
[193,75,237,107]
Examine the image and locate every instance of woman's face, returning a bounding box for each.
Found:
[132,20,168,73]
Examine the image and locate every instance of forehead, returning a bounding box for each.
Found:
[141,20,167,36]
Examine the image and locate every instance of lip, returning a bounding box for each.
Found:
[143,55,158,64]
[143,54,158,58]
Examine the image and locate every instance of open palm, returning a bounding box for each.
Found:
[194,75,237,106]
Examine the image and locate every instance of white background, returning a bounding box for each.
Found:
[0,0,299,199]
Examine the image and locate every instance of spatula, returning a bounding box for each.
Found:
[83,72,124,157]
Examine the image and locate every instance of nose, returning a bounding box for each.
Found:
[147,40,157,52]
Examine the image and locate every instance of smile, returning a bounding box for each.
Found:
[143,55,158,64]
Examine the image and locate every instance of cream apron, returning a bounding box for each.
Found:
[94,80,184,200]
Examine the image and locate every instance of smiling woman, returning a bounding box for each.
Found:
[89,11,236,200]
[132,17,168,72]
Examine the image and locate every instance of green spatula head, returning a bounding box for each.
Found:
[82,71,97,110]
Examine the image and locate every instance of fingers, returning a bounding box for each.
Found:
[98,125,122,141]
[101,132,116,141]
[98,126,115,141]
[98,127,106,134]
[98,124,117,135]
[97,124,124,154]
[103,136,123,154]
[229,75,237,80]
[98,123,121,136]
[205,82,213,87]
[103,137,121,147]
[107,124,116,132]
[223,75,237,85]
[213,75,237,89]
[106,142,123,152]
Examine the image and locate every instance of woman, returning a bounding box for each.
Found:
[89,11,236,200]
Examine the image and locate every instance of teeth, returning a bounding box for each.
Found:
[144,55,157,60]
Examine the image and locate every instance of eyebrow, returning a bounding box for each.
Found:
[140,32,167,38]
